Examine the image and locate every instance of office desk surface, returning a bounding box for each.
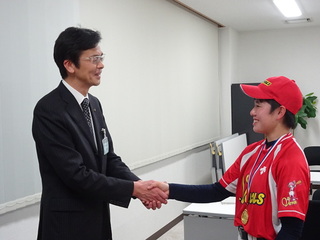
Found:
[311,171,320,184]
[183,197,236,218]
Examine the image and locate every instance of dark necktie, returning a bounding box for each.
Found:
[81,98,93,134]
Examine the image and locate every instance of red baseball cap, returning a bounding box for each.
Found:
[240,76,303,114]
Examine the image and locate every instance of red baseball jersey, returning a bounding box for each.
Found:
[219,133,310,240]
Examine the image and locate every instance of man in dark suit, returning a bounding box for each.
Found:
[32,27,167,240]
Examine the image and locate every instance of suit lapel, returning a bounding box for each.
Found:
[89,95,107,174]
[89,95,104,155]
[58,83,97,152]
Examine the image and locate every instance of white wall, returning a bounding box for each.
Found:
[219,27,239,138]
[0,204,39,240]
[0,0,80,207]
[79,0,220,169]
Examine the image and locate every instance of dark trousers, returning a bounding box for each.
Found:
[238,226,267,240]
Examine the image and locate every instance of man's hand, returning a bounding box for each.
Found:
[133,180,168,210]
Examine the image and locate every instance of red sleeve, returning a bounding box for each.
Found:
[274,145,310,220]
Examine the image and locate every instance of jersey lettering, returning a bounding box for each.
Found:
[249,192,265,205]
[239,174,266,205]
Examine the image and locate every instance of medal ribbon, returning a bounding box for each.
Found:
[247,133,289,193]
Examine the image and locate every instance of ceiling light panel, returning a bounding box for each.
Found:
[273,0,302,17]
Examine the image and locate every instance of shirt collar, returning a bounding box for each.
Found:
[62,80,89,106]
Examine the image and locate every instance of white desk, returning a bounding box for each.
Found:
[310,166,320,172]
[183,197,238,240]
[311,172,320,184]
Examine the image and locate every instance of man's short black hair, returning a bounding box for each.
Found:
[54,27,102,79]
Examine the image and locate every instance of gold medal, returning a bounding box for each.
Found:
[241,209,249,225]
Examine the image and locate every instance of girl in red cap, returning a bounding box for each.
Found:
[149,76,310,240]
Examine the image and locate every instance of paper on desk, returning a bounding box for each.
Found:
[222,196,236,204]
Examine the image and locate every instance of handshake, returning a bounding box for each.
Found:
[133,180,169,210]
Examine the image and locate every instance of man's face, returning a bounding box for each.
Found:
[74,46,104,89]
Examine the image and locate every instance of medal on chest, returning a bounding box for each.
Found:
[240,135,287,225]
[241,208,249,225]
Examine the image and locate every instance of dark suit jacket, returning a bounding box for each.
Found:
[32,82,140,240]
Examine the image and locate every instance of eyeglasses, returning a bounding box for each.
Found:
[82,54,105,65]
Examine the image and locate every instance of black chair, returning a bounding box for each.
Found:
[300,200,320,240]
[304,146,320,168]
[312,189,320,200]
[304,146,320,191]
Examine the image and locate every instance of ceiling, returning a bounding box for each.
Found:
[175,0,320,32]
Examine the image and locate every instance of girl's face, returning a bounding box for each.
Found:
[250,100,280,136]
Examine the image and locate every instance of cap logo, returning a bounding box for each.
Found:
[262,80,272,86]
